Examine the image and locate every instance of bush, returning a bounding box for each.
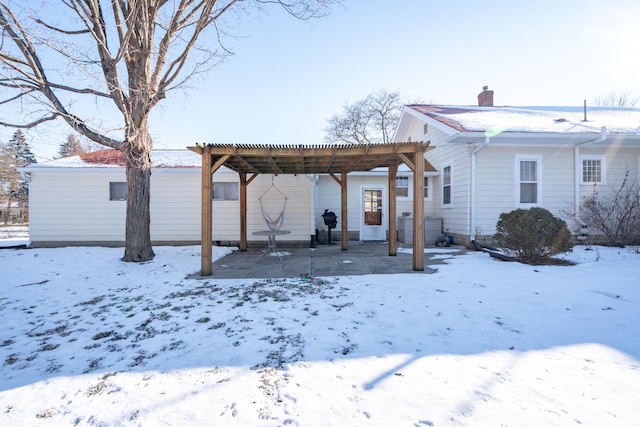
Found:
[579,171,640,247]
[494,207,573,264]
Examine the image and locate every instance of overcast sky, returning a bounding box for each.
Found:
[2,0,640,161]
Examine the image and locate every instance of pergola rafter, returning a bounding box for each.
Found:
[188,141,434,276]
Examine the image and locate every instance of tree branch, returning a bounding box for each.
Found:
[34,18,89,35]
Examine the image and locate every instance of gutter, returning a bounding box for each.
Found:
[470,136,491,240]
[574,126,607,225]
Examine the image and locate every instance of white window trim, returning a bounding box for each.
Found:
[515,154,542,207]
[423,176,432,201]
[395,174,432,201]
[441,162,453,208]
[580,154,606,185]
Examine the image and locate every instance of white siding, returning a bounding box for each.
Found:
[317,174,389,235]
[28,167,313,245]
[29,170,127,243]
[578,144,640,202]
[246,174,314,242]
[475,146,577,236]
[423,127,471,237]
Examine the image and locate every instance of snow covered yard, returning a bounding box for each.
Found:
[0,244,639,426]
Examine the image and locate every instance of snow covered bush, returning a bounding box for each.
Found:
[494,207,573,264]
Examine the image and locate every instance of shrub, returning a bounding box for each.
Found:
[494,207,573,264]
[579,171,640,247]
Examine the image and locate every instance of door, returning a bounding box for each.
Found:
[361,188,385,241]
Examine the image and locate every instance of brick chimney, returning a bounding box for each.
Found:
[477,85,494,106]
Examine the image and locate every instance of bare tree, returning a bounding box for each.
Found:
[579,171,640,246]
[324,89,402,145]
[0,0,335,261]
[593,91,638,107]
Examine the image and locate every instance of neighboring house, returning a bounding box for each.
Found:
[392,87,640,244]
[23,150,315,247]
[0,203,28,224]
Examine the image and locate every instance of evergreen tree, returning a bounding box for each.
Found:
[0,130,37,224]
[58,134,85,158]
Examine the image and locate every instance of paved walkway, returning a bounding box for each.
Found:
[205,241,468,279]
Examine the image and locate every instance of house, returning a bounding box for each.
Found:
[392,87,640,244]
[23,150,316,247]
[22,87,640,253]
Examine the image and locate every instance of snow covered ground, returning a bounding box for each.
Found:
[1,242,639,426]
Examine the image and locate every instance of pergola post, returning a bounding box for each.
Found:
[239,172,248,252]
[388,163,398,256]
[412,149,425,271]
[341,170,348,251]
[238,172,258,252]
[201,145,213,276]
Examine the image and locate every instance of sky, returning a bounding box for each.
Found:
[2,0,640,161]
[1,229,639,425]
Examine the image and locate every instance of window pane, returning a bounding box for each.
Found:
[520,183,537,203]
[443,166,451,204]
[212,182,239,200]
[396,176,408,197]
[109,182,126,201]
[520,161,536,181]
[443,186,451,204]
[443,166,451,185]
[423,177,429,198]
[582,159,601,183]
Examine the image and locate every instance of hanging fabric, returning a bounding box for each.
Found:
[258,177,289,231]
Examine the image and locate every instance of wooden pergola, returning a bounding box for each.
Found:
[188,142,435,276]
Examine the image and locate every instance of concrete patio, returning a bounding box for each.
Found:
[204,241,468,279]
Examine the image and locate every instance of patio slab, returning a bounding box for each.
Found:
[204,241,467,279]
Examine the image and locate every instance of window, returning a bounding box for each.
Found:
[581,155,605,184]
[424,177,429,198]
[396,176,409,197]
[212,182,239,201]
[109,182,126,201]
[442,165,452,205]
[516,155,541,205]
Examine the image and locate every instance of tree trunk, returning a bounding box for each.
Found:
[122,135,155,262]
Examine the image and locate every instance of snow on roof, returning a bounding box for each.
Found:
[27,149,202,169]
[409,105,640,134]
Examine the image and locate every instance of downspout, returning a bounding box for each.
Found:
[311,174,319,247]
[470,136,491,241]
[574,126,607,225]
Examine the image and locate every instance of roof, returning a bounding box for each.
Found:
[188,142,435,175]
[407,105,640,135]
[24,149,203,169]
[24,144,437,175]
